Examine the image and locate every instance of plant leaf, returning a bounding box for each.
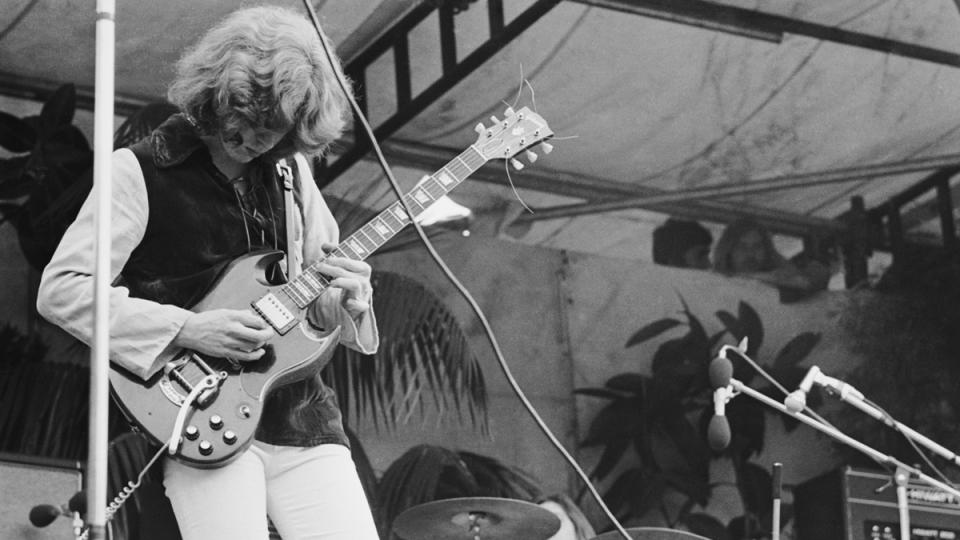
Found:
[737,461,773,515]
[771,331,821,370]
[684,512,729,540]
[600,467,643,518]
[581,399,641,450]
[323,270,487,431]
[573,387,623,400]
[605,373,646,393]
[625,318,683,348]
[0,111,37,152]
[737,301,764,354]
[40,84,76,134]
[728,397,766,459]
[715,309,738,335]
[0,157,31,199]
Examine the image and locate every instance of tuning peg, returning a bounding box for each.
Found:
[474,123,485,134]
[504,106,515,117]
[510,158,524,170]
[525,150,538,163]
[489,115,500,125]
[539,142,554,154]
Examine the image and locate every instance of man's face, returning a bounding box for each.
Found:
[221,125,287,163]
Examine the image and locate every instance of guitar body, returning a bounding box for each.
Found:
[109,250,341,468]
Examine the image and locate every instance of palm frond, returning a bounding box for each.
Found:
[323,270,488,432]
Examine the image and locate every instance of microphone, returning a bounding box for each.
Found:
[67,490,86,516]
[708,386,733,451]
[28,504,63,528]
[28,490,85,528]
[784,365,821,413]
[708,353,733,389]
[709,339,749,389]
[785,366,864,413]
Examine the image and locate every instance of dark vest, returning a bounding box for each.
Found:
[123,142,284,307]
[121,123,348,448]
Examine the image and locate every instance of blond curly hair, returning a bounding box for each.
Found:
[167,6,352,158]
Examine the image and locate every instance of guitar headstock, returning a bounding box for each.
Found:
[473,106,554,170]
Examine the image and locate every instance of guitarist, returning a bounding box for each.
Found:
[37,6,380,540]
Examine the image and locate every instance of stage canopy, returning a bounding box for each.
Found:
[3,0,960,264]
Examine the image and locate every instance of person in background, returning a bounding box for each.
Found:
[537,493,597,540]
[652,218,713,270]
[36,6,379,540]
[712,217,831,302]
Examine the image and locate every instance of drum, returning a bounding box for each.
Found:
[590,526,711,540]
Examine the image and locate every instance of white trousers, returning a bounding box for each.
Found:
[163,442,379,540]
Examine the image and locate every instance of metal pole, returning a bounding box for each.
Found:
[88,1,115,538]
[895,467,911,540]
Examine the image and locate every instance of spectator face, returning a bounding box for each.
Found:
[681,244,711,270]
[730,229,767,272]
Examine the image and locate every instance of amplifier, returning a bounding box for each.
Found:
[0,453,83,540]
[795,467,960,540]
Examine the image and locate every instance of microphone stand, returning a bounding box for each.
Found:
[88,1,116,539]
[822,382,960,468]
[726,378,960,508]
[894,466,910,540]
[808,368,960,540]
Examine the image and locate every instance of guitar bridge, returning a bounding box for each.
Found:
[160,354,224,408]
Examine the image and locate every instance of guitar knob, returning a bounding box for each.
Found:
[525,150,538,163]
[489,115,500,125]
[184,425,199,440]
[510,158,524,171]
[198,440,213,456]
[540,142,554,154]
[474,123,485,135]
[209,415,223,430]
[223,430,238,445]
[504,106,515,117]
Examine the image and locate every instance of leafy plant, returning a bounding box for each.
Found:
[831,284,960,477]
[0,84,93,270]
[577,299,821,539]
[324,269,487,432]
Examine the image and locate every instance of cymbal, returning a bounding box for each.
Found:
[590,527,710,540]
[392,497,561,540]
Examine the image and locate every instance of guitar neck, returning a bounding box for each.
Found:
[280,144,487,307]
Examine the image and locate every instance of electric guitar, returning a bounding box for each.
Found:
[108,106,553,468]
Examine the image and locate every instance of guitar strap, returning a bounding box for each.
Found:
[276,157,300,281]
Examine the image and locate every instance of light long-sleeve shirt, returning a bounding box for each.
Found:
[37,149,378,380]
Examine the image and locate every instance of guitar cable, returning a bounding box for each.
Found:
[77,442,169,540]
[301,3,632,538]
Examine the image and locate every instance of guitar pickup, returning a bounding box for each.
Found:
[252,292,298,334]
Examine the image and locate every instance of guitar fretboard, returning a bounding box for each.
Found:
[280,145,486,308]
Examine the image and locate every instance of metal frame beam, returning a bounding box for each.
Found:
[571,0,960,68]
[320,0,562,183]
[510,154,960,225]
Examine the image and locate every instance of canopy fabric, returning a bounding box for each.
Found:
[3,0,959,262]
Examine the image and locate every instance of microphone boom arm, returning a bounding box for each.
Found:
[727,377,960,500]
[816,375,960,468]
